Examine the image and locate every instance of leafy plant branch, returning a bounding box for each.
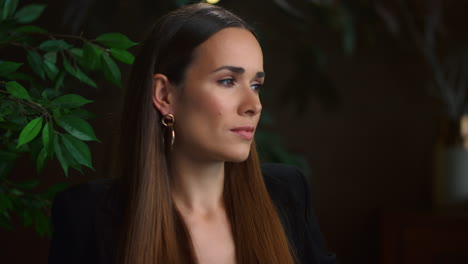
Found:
[0,1,136,236]
[377,0,468,120]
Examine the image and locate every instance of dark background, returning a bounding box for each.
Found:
[1,0,467,263]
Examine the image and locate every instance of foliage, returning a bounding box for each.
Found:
[272,0,357,113]
[375,0,468,121]
[0,1,136,236]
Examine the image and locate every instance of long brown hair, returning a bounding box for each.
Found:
[117,3,295,264]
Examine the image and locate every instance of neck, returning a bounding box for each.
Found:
[169,150,226,216]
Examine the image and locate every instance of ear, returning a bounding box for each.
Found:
[152,73,175,115]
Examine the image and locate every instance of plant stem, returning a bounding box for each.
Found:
[30,31,91,43]
[1,90,52,122]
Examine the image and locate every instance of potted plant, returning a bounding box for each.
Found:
[0,1,136,236]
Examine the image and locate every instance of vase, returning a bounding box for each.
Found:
[433,115,468,207]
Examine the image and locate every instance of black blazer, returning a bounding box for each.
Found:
[48,163,337,264]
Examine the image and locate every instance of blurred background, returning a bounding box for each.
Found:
[2,0,468,263]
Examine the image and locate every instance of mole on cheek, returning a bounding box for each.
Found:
[213,106,223,117]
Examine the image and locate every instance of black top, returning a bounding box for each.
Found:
[48,163,337,264]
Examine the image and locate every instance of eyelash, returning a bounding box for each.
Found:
[218,78,235,87]
[251,83,263,92]
[217,78,263,92]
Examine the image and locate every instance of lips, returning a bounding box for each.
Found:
[230,126,255,140]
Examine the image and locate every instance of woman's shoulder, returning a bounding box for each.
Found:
[54,178,114,202]
[49,178,121,264]
[261,163,309,206]
[261,163,306,185]
[51,178,118,219]
[261,163,338,264]
[50,178,117,226]
[51,177,124,223]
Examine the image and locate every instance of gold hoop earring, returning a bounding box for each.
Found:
[162,114,175,149]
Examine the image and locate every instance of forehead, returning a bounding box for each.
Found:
[190,27,263,72]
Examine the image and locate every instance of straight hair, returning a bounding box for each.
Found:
[116,3,296,264]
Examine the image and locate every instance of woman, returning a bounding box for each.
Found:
[48,3,336,264]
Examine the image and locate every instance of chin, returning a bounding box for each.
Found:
[208,143,252,162]
[227,155,249,163]
[223,149,251,163]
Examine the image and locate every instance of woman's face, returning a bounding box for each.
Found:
[172,27,263,162]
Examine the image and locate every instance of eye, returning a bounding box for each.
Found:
[218,78,235,87]
[251,83,263,93]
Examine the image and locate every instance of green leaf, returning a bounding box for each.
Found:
[63,57,97,87]
[53,71,66,90]
[0,192,14,212]
[14,179,39,189]
[61,133,93,169]
[28,82,43,98]
[0,151,19,179]
[70,108,95,120]
[36,147,47,173]
[27,50,45,79]
[70,161,83,174]
[14,25,47,33]
[14,4,46,24]
[75,67,97,87]
[1,0,19,20]
[109,48,134,64]
[0,61,22,76]
[95,33,137,49]
[82,43,102,70]
[70,48,83,57]
[55,115,99,142]
[8,72,32,81]
[43,183,69,200]
[0,19,16,35]
[11,188,23,196]
[0,150,18,164]
[50,94,93,108]
[58,134,84,175]
[34,211,51,237]
[22,209,33,227]
[42,122,54,154]
[70,48,86,69]
[62,57,79,80]
[44,60,59,81]
[5,81,31,100]
[17,117,42,148]
[39,39,72,52]
[53,135,69,176]
[43,52,56,63]
[41,88,53,99]
[101,53,121,86]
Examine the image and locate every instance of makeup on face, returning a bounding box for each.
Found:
[172,28,264,162]
[230,126,255,140]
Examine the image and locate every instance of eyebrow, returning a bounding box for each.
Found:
[211,65,265,78]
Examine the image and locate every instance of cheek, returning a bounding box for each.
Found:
[195,93,228,121]
[177,92,229,132]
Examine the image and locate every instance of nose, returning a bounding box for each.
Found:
[239,86,262,117]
